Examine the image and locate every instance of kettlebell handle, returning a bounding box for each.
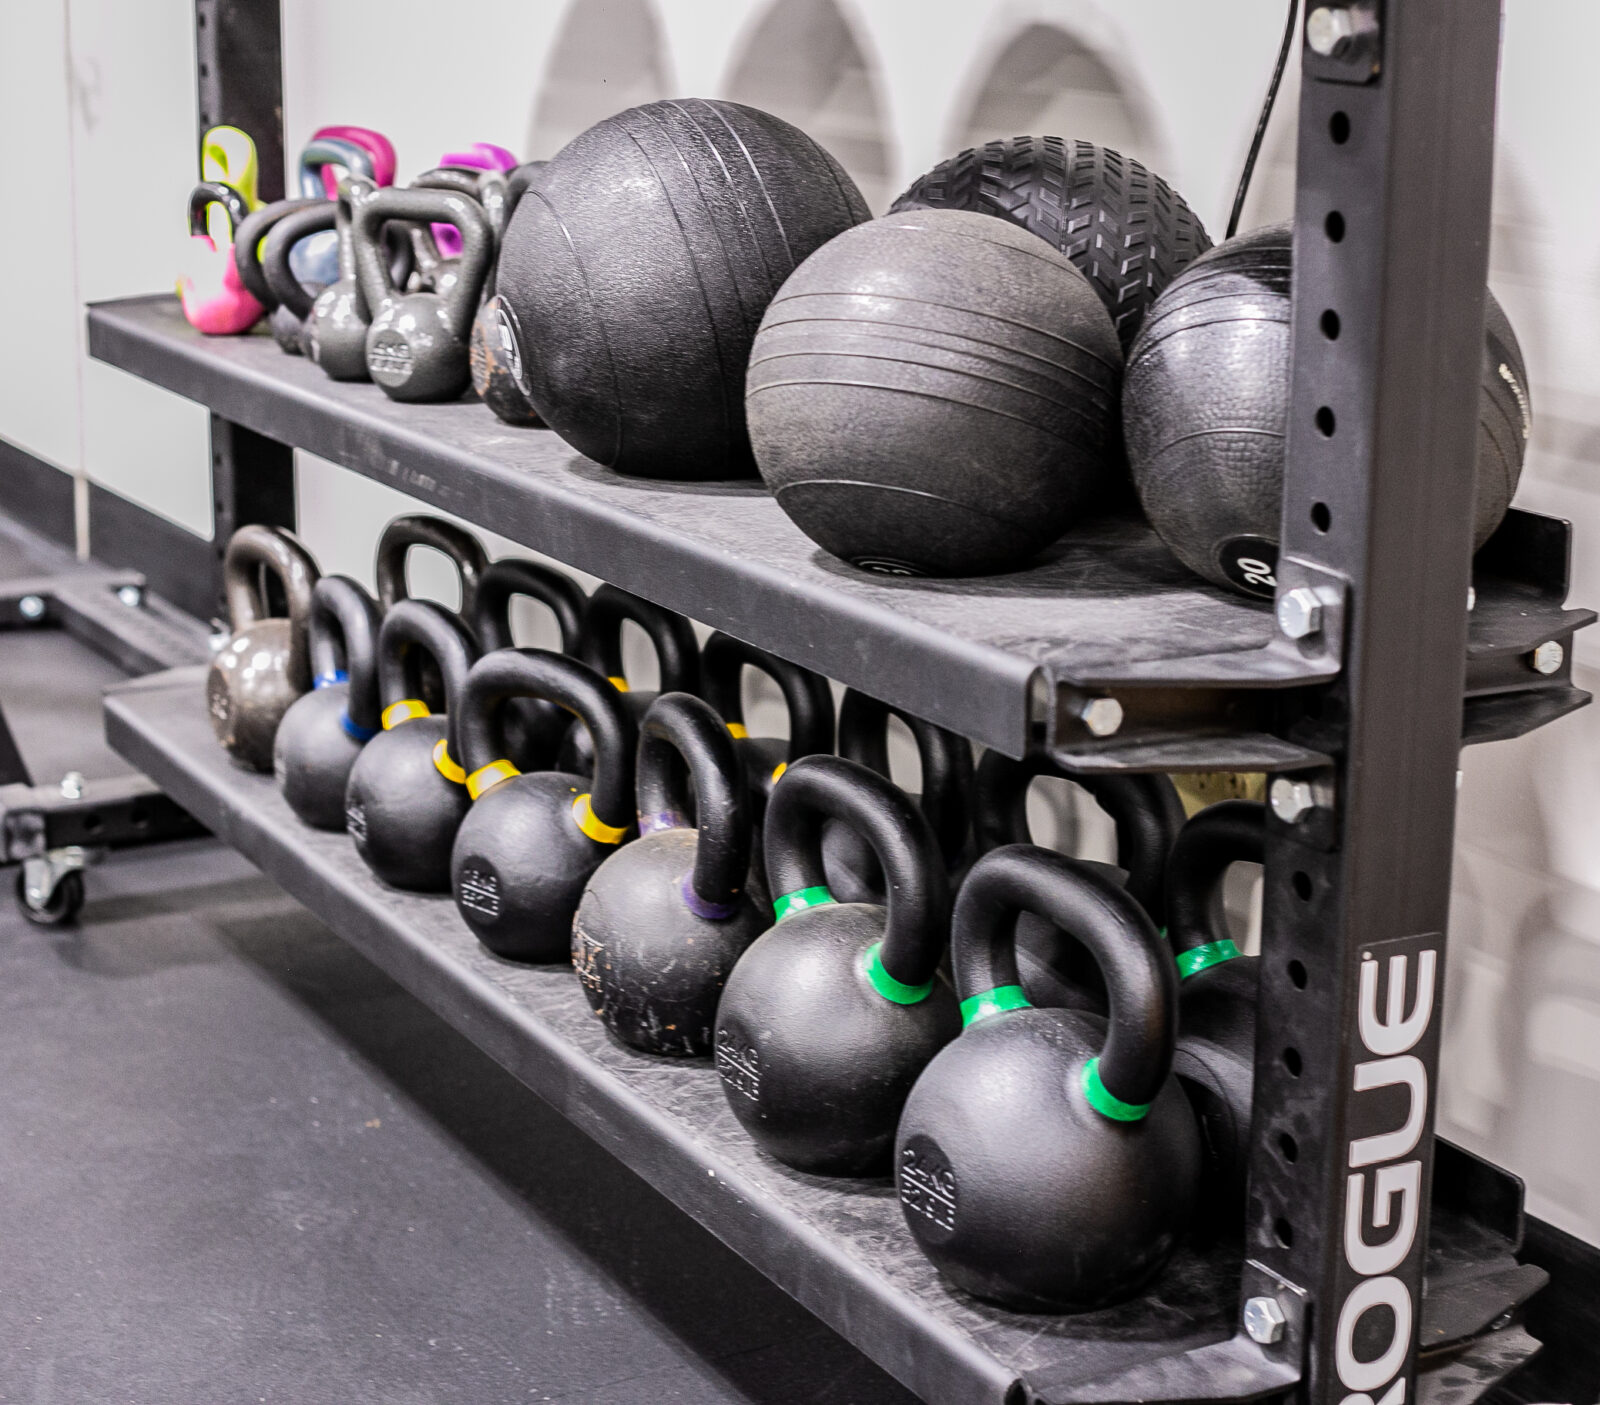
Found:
[837,690,972,866]
[352,186,495,342]
[233,197,323,309]
[954,845,1178,1115]
[701,632,835,760]
[1163,800,1265,969]
[470,558,587,656]
[221,525,319,692]
[309,576,383,736]
[375,599,479,768]
[456,648,635,832]
[373,515,489,621]
[764,755,949,989]
[188,181,250,242]
[261,202,338,320]
[415,166,512,245]
[298,135,375,201]
[583,585,700,695]
[637,693,751,914]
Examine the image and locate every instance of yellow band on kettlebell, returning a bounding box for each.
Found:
[770,761,787,784]
[572,792,627,845]
[382,698,430,730]
[607,675,629,693]
[467,759,521,801]
[431,739,466,785]
[726,722,749,740]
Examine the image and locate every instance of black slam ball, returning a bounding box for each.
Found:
[495,99,869,480]
[747,208,1123,577]
[891,135,1212,352]
[1124,222,1530,597]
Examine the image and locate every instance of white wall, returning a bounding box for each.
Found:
[3,0,1599,1245]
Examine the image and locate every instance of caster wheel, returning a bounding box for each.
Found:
[16,868,85,927]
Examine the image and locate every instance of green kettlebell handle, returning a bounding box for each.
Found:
[233,197,321,308]
[764,755,949,990]
[953,845,1177,1114]
[470,558,587,656]
[188,181,250,241]
[375,599,479,761]
[221,524,320,693]
[583,585,700,695]
[309,575,383,735]
[352,186,494,343]
[701,632,835,761]
[1163,800,1265,969]
[637,692,751,915]
[261,201,338,320]
[373,515,488,621]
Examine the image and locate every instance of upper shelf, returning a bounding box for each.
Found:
[87,296,1593,766]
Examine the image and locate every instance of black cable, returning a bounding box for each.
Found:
[1226,0,1301,240]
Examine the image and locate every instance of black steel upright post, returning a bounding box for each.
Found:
[1245,3,1503,1402]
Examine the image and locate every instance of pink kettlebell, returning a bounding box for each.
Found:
[178,181,264,335]
[312,125,398,191]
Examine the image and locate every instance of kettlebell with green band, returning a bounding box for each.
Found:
[273,575,382,830]
[973,750,1184,1013]
[715,755,958,1175]
[470,557,589,771]
[1164,799,1265,1200]
[374,514,487,713]
[450,648,636,961]
[557,585,699,776]
[823,689,973,903]
[573,692,768,1055]
[344,600,479,891]
[896,844,1199,1311]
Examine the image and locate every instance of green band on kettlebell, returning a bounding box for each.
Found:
[1176,939,1242,980]
[862,942,934,1005]
[1081,1057,1152,1122]
[773,885,835,922]
[959,985,1031,1028]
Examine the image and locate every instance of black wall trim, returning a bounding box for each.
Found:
[87,483,217,623]
[0,438,77,549]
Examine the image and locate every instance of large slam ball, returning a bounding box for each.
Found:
[748,209,1123,577]
[1124,222,1530,597]
[495,99,869,480]
[891,136,1212,352]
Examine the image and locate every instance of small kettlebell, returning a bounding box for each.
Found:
[714,756,959,1175]
[344,600,479,892]
[273,575,382,830]
[355,186,493,402]
[573,692,769,1055]
[469,558,588,771]
[471,161,546,426]
[556,585,699,776]
[206,526,319,772]
[1164,799,1265,1199]
[289,136,376,288]
[822,690,972,903]
[896,845,1200,1311]
[178,182,263,335]
[233,196,321,317]
[262,200,338,355]
[374,514,488,712]
[973,750,1184,1011]
[306,174,381,381]
[450,649,636,961]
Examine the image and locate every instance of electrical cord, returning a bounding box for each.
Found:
[1226,0,1301,239]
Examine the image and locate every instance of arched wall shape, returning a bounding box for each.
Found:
[526,0,671,160]
[723,0,894,213]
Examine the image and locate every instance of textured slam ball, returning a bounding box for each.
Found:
[1125,222,1531,597]
[495,99,869,480]
[748,209,1123,576]
[891,135,1212,353]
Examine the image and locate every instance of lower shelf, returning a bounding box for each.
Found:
[105,667,1544,1405]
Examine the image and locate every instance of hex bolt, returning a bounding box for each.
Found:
[1243,1295,1288,1345]
[18,594,45,621]
[59,772,85,801]
[1078,697,1124,739]
[1270,777,1316,824]
[1531,641,1564,676]
[1306,5,1358,56]
[1277,587,1323,641]
[117,584,143,608]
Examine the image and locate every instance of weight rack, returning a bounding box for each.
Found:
[80,1,1598,1401]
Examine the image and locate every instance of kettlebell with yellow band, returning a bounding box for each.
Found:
[344,599,479,891]
[450,648,636,961]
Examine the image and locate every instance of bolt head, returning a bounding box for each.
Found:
[1270,777,1316,824]
[1080,697,1124,738]
[1307,5,1358,55]
[116,584,142,608]
[1532,641,1564,675]
[59,771,85,800]
[1276,587,1323,640]
[1244,1295,1287,1345]
[17,594,44,621]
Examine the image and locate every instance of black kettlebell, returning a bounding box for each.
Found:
[748,209,1123,577]
[374,514,487,712]
[450,649,636,961]
[895,845,1199,1311]
[354,186,493,402]
[469,557,588,771]
[822,690,973,903]
[573,692,769,1055]
[891,135,1212,352]
[556,585,699,776]
[972,751,1185,1012]
[1125,222,1530,597]
[471,161,547,427]
[273,575,382,830]
[344,600,478,892]
[307,174,381,381]
[1164,800,1265,1200]
[233,196,321,319]
[407,167,507,304]
[715,756,959,1175]
[261,201,338,355]
[496,99,869,479]
[206,525,320,773]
